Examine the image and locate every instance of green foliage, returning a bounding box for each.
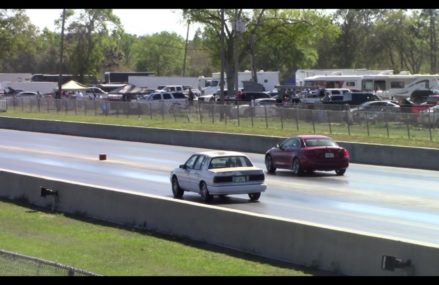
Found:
[0,200,310,276]
[0,9,39,72]
[3,9,439,83]
[63,9,122,79]
[132,32,185,75]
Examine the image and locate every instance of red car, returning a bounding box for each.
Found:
[265,135,349,176]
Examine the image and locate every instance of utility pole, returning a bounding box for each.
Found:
[182,20,190,76]
[220,9,225,105]
[58,8,66,95]
[233,9,239,95]
[250,34,257,83]
[233,10,245,94]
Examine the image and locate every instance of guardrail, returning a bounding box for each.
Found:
[1,170,438,276]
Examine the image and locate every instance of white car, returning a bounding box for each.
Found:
[170,151,266,202]
[417,105,439,127]
[136,92,188,112]
[231,98,279,117]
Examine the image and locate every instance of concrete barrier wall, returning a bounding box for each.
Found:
[0,117,438,170]
[1,170,438,276]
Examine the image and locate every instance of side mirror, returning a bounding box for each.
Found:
[179,164,186,169]
[276,143,281,149]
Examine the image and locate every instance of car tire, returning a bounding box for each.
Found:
[171,176,184,198]
[265,155,276,174]
[335,169,346,176]
[200,182,213,202]
[248,192,261,201]
[291,158,304,176]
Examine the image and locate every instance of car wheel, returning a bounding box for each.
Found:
[291,158,304,176]
[200,182,213,202]
[248,192,261,201]
[265,155,276,174]
[335,169,346,176]
[171,176,184,198]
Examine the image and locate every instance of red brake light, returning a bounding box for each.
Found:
[342,149,350,159]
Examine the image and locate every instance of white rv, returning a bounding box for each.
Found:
[295,69,394,87]
[303,73,439,100]
[303,75,364,91]
[361,74,439,100]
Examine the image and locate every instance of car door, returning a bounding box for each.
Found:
[178,155,199,191]
[187,155,206,191]
[150,93,162,111]
[270,138,298,168]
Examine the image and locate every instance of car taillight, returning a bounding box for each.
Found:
[342,149,350,159]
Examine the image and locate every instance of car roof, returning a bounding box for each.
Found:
[195,150,247,158]
[255,98,276,101]
[295,135,332,140]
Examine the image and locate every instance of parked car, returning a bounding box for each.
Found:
[155,85,184,93]
[322,92,380,106]
[265,135,349,176]
[170,151,266,202]
[15,91,39,97]
[238,91,272,102]
[197,89,241,103]
[183,86,201,97]
[349,100,400,121]
[231,98,279,117]
[85,87,108,99]
[417,105,439,127]
[136,92,188,112]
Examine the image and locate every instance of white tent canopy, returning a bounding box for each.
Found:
[61,80,88,90]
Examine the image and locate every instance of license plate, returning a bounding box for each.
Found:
[324,152,335,158]
[233,176,247,183]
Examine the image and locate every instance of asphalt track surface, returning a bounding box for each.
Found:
[1,129,438,246]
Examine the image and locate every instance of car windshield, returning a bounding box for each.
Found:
[208,156,253,169]
[303,138,338,147]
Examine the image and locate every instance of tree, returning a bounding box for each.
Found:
[333,9,385,68]
[420,9,439,73]
[132,32,185,75]
[183,9,264,95]
[0,9,39,72]
[63,9,121,82]
[252,9,339,82]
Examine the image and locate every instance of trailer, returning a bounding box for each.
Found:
[128,76,200,90]
[1,81,58,95]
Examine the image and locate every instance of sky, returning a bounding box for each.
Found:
[25,9,202,39]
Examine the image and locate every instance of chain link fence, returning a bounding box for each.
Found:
[2,96,439,143]
[0,249,100,276]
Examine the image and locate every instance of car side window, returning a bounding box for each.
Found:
[163,93,172,100]
[280,139,292,149]
[280,138,298,149]
[185,155,199,169]
[193,155,206,170]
